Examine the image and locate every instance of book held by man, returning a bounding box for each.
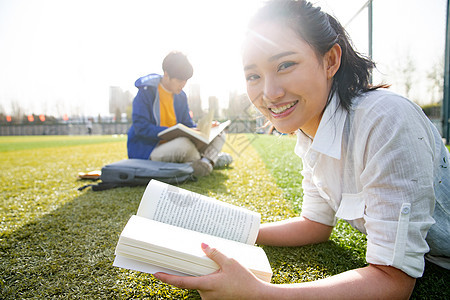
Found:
[113,180,273,282]
[157,110,231,151]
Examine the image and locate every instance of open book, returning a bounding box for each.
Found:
[157,110,231,151]
[113,180,272,282]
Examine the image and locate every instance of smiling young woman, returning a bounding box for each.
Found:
[153,1,450,299]
[243,21,341,137]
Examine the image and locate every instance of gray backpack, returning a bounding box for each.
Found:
[80,159,194,191]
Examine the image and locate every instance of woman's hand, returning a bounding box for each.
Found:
[154,243,269,300]
[153,242,416,299]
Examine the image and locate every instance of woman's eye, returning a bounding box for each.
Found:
[278,61,296,71]
[246,74,260,82]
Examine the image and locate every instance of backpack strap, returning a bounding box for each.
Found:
[78,182,140,191]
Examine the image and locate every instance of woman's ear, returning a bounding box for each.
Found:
[325,43,342,79]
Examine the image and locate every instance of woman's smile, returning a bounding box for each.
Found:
[268,100,299,118]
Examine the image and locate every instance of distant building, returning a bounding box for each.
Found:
[208,96,220,119]
[227,91,252,119]
[187,84,203,120]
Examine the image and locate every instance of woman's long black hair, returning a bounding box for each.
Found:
[249,0,387,111]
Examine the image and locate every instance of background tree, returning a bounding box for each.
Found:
[11,100,25,124]
[426,55,444,104]
[387,51,417,102]
[115,107,121,123]
[399,53,416,100]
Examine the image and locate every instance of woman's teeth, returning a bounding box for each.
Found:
[269,101,297,114]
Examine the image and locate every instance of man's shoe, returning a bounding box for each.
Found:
[191,158,213,177]
[214,152,233,168]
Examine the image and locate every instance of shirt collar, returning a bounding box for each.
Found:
[295,92,347,160]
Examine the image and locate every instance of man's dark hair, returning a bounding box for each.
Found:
[162,51,194,80]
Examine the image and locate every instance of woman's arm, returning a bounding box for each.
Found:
[256,218,415,298]
[263,263,415,299]
[256,216,333,246]
[155,244,416,300]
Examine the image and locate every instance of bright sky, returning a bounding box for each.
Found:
[0,0,447,117]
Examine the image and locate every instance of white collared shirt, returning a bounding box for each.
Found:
[295,89,450,278]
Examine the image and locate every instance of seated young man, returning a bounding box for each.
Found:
[127,51,231,177]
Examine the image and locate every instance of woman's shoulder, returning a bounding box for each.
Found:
[346,89,434,142]
[351,89,422,118]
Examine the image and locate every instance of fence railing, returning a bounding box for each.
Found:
[0,120,258,136]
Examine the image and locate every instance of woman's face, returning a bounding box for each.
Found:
[242,22,334,136]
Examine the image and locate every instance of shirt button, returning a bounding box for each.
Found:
[401,206,410,214]
[310,153,317,161]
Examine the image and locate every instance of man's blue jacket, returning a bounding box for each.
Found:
[127,74,195,159]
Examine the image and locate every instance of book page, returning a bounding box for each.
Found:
[113,254,187,276]
[115,216,272,282]
[157,118,230,151]
[136,180,260,245]
[207,120,231,143]
[196,110,214,139]
[157,124,208,149]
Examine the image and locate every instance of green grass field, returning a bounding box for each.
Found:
[0,135,448,299]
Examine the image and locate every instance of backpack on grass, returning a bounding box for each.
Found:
[79,159,194,191]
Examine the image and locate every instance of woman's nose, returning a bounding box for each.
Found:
[263,77,284,101]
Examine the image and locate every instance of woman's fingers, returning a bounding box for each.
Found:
[153,272,206,290]
[153,243,228,290]
[154,243,265,299]
[201,243,229,267]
